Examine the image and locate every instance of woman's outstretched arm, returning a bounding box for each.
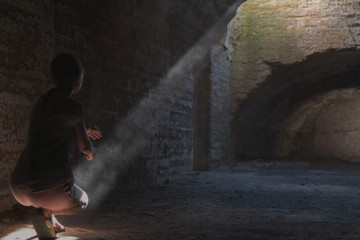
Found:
[74,121,96,160]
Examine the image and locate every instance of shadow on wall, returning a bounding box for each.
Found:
[230,49,360,161]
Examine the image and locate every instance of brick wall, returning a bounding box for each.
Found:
[0,0,240,211]
[209,33,232,168]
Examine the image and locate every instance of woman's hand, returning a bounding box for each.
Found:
[86,127,103,140]
[86,152,94,161]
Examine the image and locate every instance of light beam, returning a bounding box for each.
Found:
[73,0,246,209]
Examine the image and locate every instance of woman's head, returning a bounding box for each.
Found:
[51,53,84,94]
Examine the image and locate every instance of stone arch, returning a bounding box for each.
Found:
[230,49,360,160]
[227,0,360,162]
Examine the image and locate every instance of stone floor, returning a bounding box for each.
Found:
[2,163,360,239]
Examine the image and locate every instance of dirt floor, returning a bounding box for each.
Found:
[2,162,360,239]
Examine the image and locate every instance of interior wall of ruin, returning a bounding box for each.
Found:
[228,0,360,160]
[0,0,240,211]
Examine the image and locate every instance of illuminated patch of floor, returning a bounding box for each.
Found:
[1,225,35,240]
[1,225,81,240]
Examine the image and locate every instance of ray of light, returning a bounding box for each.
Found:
[73,0,246,209]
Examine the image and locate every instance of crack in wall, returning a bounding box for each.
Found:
[345,18,358,48]
[340,3,358,48]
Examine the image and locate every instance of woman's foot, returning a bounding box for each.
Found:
[41,208,65,233]
[51,214,66,233]
[30,209,56,239]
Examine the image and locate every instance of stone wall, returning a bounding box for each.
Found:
[228,0,360,160]
[0,0,240,211]
[279,89,360,162]
[209,33,232,168]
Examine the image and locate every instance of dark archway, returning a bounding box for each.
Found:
[230,48,360,161]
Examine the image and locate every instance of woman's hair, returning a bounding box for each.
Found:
[51,53,84,92]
